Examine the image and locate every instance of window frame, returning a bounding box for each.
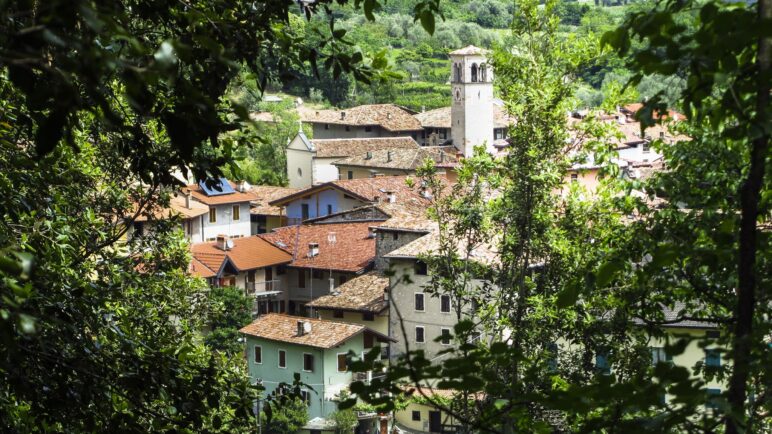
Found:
[332,310,344,319]
[415,260,428,275]
[253,345,262,364]
[303,353,314,372]
[415,326,425,343]
[705,349,721,368]
[440,294,451,313]
[208,208,217,223]
[362,312,375,322]
[412,410,421,421]
[414,293,425,312]
[337,353,348,372]
[278,349,287,369]
[440,328,451,345]
[232,204,240,221]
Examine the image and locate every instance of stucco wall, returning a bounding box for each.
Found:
[318,310,388,336]
[285,190,369,221]
[245,333,363,420]
[313,157,342,185]
[287,145,314,188]
[201,202,251,241]
[395,401,457,433]
[375,230,427,271]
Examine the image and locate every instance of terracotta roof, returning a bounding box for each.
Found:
[249,112,277,123]
[633,302,718,329]
[183,181,257,206]
[333,146,457,171]
[385,231,499,266]
[270,175,431,207]
[133,194,210,222]
[189,257,217,278]
[298,104,423,132]
[415,105,513,129]
[306,272,388,313]
[259,222,375,273]
[249,185,300,216]
[302,203,437,233]
[449,45,486,56]
[239,313,366,349]
[190,236,292,274]
[313,137,420,159]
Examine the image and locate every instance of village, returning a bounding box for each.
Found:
[124,46,723,434]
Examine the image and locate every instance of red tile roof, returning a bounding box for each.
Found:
[190,236,292,275]
[189,257,217,278]
[249,185,300,216]
[183,181,256,206]
[239,313,367,349]
[313,137,419,159]
[269,175,432,207]
[133,194,210,222]
[298,104,423,132]
[307,272,388,313]
[259,222,375,273]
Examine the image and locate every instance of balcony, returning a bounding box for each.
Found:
[246,279,281,295]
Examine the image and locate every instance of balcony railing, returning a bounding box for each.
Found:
[246,279,281,295]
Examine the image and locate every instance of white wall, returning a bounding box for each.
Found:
[287,134,314,188]
[284,189,369,221]
[312,157,342,185]
[202,202,251,241]
[450,54,494,157]
[617,144,662,163]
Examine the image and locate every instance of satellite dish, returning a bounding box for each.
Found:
[226,239,234,250]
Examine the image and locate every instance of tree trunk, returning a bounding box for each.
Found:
[725,0,770,432]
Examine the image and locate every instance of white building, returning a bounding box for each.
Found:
[184,178,255,242]
[449,45,495,157]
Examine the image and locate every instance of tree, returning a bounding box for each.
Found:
[330,407,359,434]
[204,286,253,355]
[602,0,771,431]
[261,397,309,434]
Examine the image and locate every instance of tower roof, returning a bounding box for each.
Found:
[449,45,486,56]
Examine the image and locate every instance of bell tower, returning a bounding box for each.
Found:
[449,45,494,157]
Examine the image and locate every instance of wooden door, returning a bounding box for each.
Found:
[429,411,441,433]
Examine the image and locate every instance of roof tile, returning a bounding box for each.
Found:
[239,313,366,349]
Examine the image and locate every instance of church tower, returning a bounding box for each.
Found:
[449,45,494,157]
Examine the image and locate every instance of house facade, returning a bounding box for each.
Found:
[127,193,209,243]
[240,314,391,422]
[184,178,255,241]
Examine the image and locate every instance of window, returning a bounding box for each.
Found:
[300,390,311,405]
[312,269,323,279]
[642,141,651,153]
[415,326,425,343]
[253,346,262,364]
[571,173,578,182]
[327,204,333,215]
[324,123,329,130]
[471,63,478,82]
[414,293,425,311]
[480,63,487,82]
[362,312,375,321]
[365,126,372,132]
[440,328,451,345]
[706,349,721,368]
[495,129,503,140]
[706,388,722,410]
[277,265,287,275]
[303,353,314,372]
[337,353,348,372]
[298,271,306,289]
[301,204,309,220]
[412,410,421,421]
[232,205,240,220]
[338,275,347,285]
[415,261,428,275]
[440,295,451,313]
[547,342,558,372]
[345,126,351,131]
[278,350,286,368]
[392,232,398,241]
[209,208,217,223]
[333,310,344,319]
[595,351,610,375]
[297,167,303,177]
[347,171,353,180]
[706,330,720,339]
[650,347,672,365]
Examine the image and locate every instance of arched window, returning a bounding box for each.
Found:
[454,63,462,83]
[471,63,478,82]
[480,64,487,82]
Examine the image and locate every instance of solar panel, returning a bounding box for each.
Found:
[198,178,235,196]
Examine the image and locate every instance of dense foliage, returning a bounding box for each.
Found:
[204,286,253,355]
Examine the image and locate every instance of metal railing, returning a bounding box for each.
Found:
[246,279,281,294]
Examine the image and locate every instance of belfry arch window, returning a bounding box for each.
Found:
[480,64,487,82]
[471,63,478,82]
[454,63,462,82]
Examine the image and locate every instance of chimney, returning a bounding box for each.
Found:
[617,115,626,125]
[216,234,230,251]
[387,112,392,120]
[440,152,445,163]
[365,151,372,160]
[340,111,346,120]
[367,228,376,238]
[185,192,192,209]
[297,320,305,336]
[386,151,392,162]
[237,180,249,192]
[659,131,665,139]
[421,105,425,113]
[385,190,396,203]
[307,242,319,257]
[315,110,320,116]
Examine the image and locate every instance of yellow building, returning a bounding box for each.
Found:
[307,272,389,337]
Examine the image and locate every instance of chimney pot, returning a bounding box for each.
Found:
[297,320,304,336]
[216,234,230,251]
[387,113,392,120]
[185,192,192,209]
[365,151,372,160]
[386,151,392,162]
[340,111,346,120]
